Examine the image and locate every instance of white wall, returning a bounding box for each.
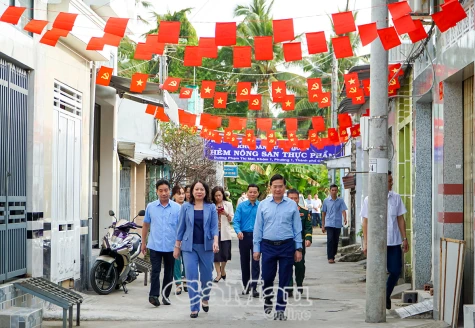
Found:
[117,98,160,144]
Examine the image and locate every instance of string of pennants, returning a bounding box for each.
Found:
[0,1,466,55]
[145,102,365,152]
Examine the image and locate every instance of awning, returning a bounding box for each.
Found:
[117,141,168,165]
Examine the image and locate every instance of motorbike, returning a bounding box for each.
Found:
[90,209,145,295]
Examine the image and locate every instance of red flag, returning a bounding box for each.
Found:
[104,17,129,37]
[440,0,467,27]
[346,86,364,98]
[309,129,319,142]
[133,43,153,60]
[145,104,157,115]
[288,131,298,146]
[283,42,302,62]
[178,109,197,127]
[431,11,453,33]
[163,77,181,92]
[362,79,371,96]
[233,46,252,68]
[200,113,221,129]
[358,23,378,47]
[351,124,361,137]
[273,19,294,43]
[312,116,325,132]
[130,73,148,93]
[184,46,202,67]
[282,95,295,111]
[257,118,273,131]
[96,66,113,86]
[214,92,228,109]
[179,88,193,99]
[306,32,328,54]
[332,36,353,59]
[157,21,180,44]
[201,81,216,98]
[389,63,404,77]
[278,140,292,152]
[328,128,339,142]
[0,6,26,25]
[344,73,360,90]
[230,135,240,147]
[272,81,286,101]
[52,12,78,31]
[307,78,322,94]
[24,19,48,34]
[388,76,401,90]
[215,22,236,46]
[198,37,218,58]
[236,82,251,101]
[352,96,366,105]
[338,113,352,129]
[309,91,320,103]
[223,128,233,142]
[249,94,262,110]
[377,27,401,51]
[319,92,331,108]
[39,28,68,46]
[211,131,222,144]
[298,139,310,151]
[362,108,370,117]
[393,15,416,35]
[408,20,428,43]
[332,11,356,35]
[285,118,298,132]
[267,130,276,139]
[102,33,122,47]
[254,36,274,60]
[154,106,170,122]
[228,117,247,130]
[388,1,412,20]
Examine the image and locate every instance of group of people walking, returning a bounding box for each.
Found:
[140,171,409,318]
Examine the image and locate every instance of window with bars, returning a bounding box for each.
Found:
[53,81,83,117]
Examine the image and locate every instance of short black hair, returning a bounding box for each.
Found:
[388,171,392,175]
[156,179,170,190]
[330,184,338,190]
[247,184,259,192]
[171,185,184,196]
[189,180,211,204]
[287,189,299,196]
[270,174,286,186]
[211,186,228,203]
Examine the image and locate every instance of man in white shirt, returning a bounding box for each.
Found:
[360,171,409,310]
[237,192,248,206]
[311,194,322,228]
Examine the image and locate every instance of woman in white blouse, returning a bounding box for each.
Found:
[211,186,234,282]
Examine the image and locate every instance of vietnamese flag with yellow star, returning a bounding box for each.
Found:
[272,81,286,102]
[281,94,295,111]
[130,73,148,93]
[200,80,216,99]
[214,92,228,109]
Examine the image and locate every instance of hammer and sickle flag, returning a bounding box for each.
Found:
[236,82,251,101]
[319,92,331,108]
[162,77,181,92]
[249,94,262,110]
[179,87,193,99]
[96,66,113,86]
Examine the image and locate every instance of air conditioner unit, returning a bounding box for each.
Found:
[361,116,370,151]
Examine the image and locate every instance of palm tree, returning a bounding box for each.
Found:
[136,0,153,25]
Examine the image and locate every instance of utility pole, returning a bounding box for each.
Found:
[330,54,339,184]
[366,0,389,323]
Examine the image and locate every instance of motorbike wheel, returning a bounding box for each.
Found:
[90,261,118,295]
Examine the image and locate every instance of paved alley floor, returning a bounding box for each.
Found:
[43,233,445,328]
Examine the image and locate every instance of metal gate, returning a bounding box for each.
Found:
[119,166,131,221]
[0,59,28,281]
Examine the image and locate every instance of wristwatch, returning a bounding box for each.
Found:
[403,238,407,241]
[296,248,303,252]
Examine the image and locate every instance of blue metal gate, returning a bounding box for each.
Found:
[0,59,28,281]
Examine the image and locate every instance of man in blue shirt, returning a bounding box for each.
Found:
[253,174,302,320]
[141,179,181,307]
[321,184,348,264]
[233,184,260,297]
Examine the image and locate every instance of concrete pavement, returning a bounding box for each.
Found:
[43,233,445,328]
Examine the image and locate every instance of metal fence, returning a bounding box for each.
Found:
[119,167,131,221]
[0,59,28,281]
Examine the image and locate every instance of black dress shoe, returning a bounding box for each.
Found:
[252,289,260,298]
[242,289,250,295]
[202,304,209,312]
[264,297,273,314]
[297,287,303,295]
[386,299,391,310]
[162,297,171,305]
[190,312,199,318]
[274,311,287,321]
[222,275,226,280]
[148,296,160,307]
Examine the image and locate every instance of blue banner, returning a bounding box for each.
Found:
[206,140,343,165]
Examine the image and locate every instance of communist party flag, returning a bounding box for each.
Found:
[96,66,113,86]
[236,82,251,101]
[163,77,181,92]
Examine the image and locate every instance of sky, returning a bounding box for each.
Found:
[135,0,373,56]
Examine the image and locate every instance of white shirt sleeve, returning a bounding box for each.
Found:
[396,194,407,216]
[360,196,369,218]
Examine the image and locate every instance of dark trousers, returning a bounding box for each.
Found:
[289,246,306,287]
[261,240,295,312]
[326,227,341,260]
[312,213,322,227]
[387,245,402,302]
[239,232,260,290]
[149,250,175,298]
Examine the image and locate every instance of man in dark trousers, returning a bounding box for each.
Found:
[233,184,260,297]
[286,189,312,297]
[321,184,347,264]
[253,174,302,320]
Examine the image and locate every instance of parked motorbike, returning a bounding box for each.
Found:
[90,209,145,295]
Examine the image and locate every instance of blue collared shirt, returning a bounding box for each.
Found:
[253,196,302,252]
[322,196,348,228]
[144,199,181,252]
[233,199,260,234]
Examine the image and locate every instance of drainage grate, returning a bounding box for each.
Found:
[13,277,82,328]
[133,258,152,286]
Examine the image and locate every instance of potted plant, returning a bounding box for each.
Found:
[357,226,364,248]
